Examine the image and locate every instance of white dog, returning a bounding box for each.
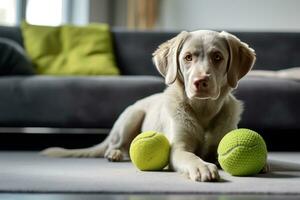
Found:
[42,30,256,182]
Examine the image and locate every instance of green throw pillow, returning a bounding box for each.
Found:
[21,21,119,75]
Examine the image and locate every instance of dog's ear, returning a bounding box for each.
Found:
[220,31,256,88]
[152,31,189,85]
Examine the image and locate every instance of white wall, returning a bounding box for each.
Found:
[158,0,300,32]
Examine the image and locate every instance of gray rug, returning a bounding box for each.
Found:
[1,151,300,194]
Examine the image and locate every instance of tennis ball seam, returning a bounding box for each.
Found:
[132,132,157,143]
[131,136,164,148]
[218,144,258,157]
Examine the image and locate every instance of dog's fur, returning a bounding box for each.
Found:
[41,30,256,182]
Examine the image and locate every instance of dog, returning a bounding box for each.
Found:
[41,30,256,182]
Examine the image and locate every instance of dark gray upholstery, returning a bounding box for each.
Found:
[237,76,300,130]
[235,32,300,70]
[112,31,176,75]
[0,26,23,46]
[0,38,35,75]
[0,76,164,128]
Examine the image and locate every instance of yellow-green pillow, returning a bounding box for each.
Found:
[21,21,119,75]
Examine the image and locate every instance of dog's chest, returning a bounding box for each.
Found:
[194,130,220,162]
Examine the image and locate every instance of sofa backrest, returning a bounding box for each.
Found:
[1,25,300,74]
[112,30,175,76]
[234,32,300,71]
[113,30,300,74]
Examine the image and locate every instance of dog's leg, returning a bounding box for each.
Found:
[104,105,145,161]
[41,105,145,160]
[170,142,219,182]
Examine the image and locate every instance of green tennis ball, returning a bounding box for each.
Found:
[129,131,170,171]
[217,128,267,176]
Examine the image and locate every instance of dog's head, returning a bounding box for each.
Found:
[153,30,256,99]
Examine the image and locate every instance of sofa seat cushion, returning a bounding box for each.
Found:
[1,75,299,132]
[236,76,300,131]
[0,76,165,128]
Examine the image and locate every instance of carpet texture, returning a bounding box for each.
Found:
[0,152,300,194]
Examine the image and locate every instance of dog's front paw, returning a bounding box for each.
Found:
[104,149,123,162]
[187,162,219,182]
[260,162,270,174]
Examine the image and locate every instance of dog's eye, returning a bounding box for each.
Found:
[184,54,193,62]
[212,52,223,63]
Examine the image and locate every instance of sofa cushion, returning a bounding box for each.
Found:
[21,22,119,75]
[0,38,35,75]
[0,75,298,132]
[0,76,165,128]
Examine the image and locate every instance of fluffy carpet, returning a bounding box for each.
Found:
[0,151,300,194]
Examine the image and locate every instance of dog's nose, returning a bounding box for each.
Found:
[193,75,210,90]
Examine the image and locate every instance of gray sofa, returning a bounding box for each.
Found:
[0,26,300,151]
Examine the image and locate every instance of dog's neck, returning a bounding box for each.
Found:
[170,79,232,125]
